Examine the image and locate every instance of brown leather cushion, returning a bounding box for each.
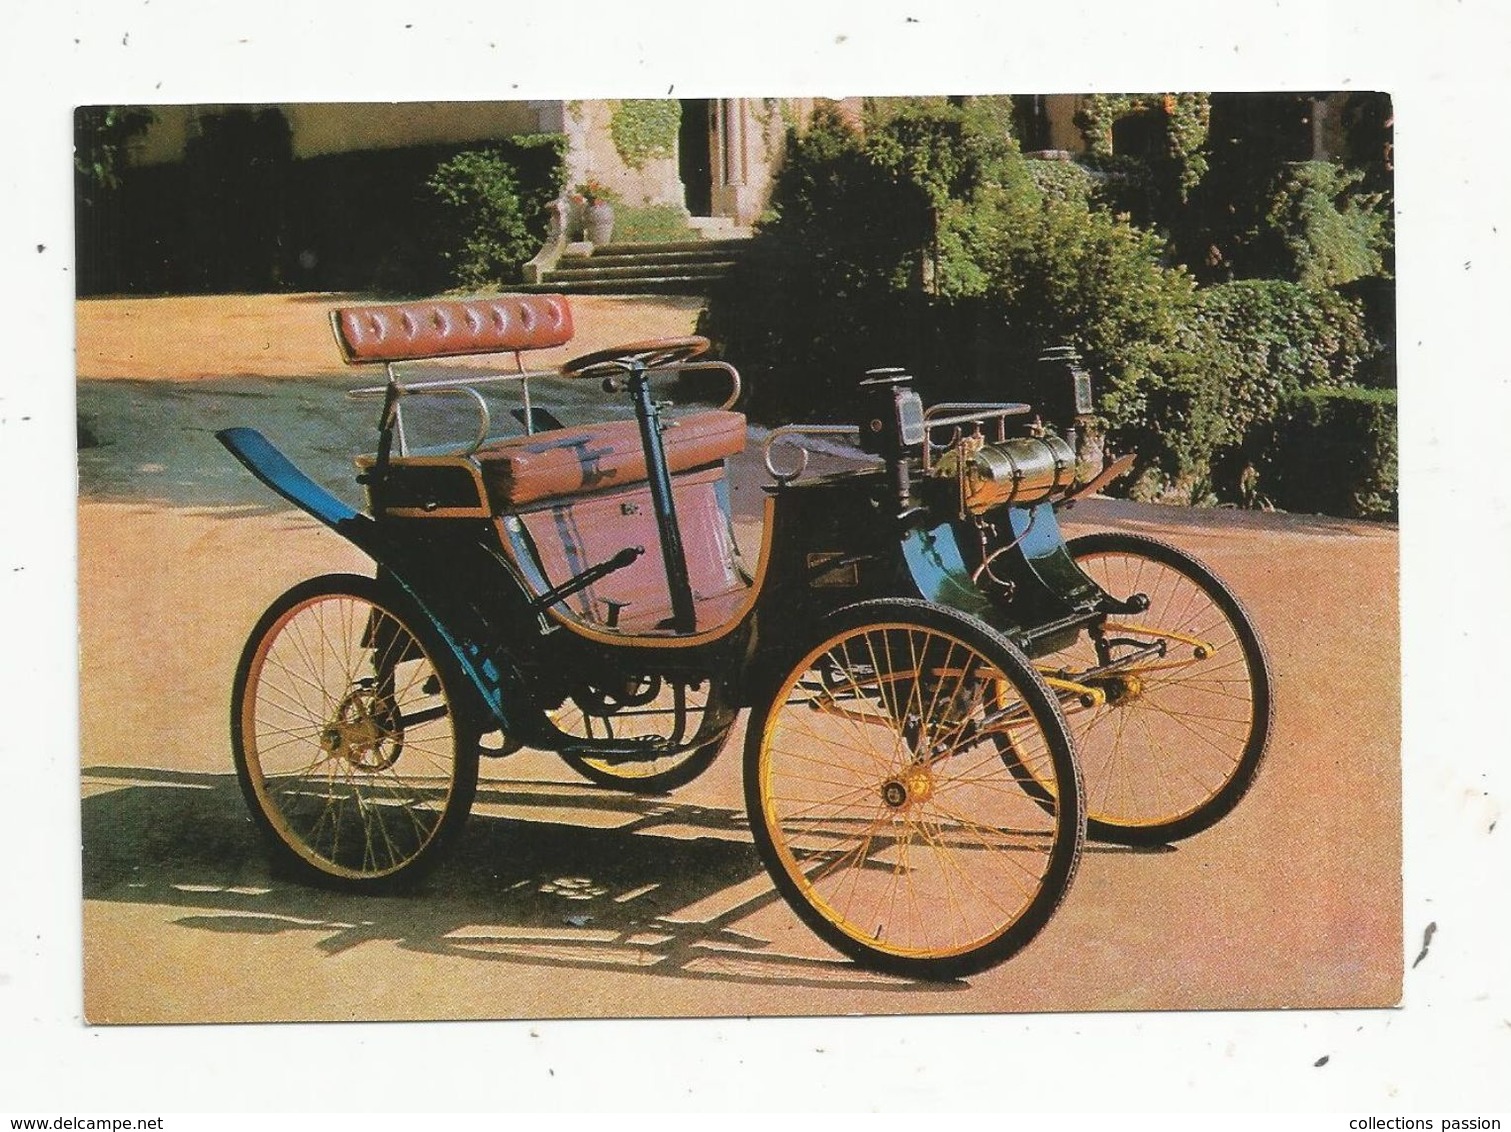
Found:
[478,410,747,508]
[333,296,573,363]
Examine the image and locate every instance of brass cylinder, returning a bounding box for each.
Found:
[937,434,1076,514]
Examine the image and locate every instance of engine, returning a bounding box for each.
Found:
[931,431,1077,514]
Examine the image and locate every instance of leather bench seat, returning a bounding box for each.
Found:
[476,409,747,508]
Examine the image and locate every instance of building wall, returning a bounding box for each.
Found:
[128,101,557,165]
[562,99,683,209]
[1043,94,1086,152]
[561,97,864,224]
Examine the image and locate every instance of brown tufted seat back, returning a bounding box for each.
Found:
[332,295,574,363]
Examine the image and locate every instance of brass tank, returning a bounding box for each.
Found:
[933,433,1077,514]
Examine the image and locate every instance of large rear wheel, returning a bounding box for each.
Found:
[745,599,1084,980]
[231,574,480,890]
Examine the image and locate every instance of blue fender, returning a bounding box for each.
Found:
[900,521,998,624]
[899,503,1101,650]
[216,427,519,732]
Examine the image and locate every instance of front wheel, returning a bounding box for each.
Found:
[231,574,480,891]
[1038,533,1273,845]
[744,599,1084,980]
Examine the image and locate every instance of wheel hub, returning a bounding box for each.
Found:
[1086,671,1145,707]
[322,686,400,771]
[881,767,935,810]
[1105,672,1144,706]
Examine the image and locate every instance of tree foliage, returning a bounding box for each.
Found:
[426,136,567,290]
[704,94,1393,513]
[74,106,156,200]
[1263,161,1391,288]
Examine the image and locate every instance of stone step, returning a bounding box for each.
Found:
[559,248,739,269]
[687,217,755,240]
[530,235,749,296]
[592,239,749,256]
[545,260,738,283]
[517,275,730,296]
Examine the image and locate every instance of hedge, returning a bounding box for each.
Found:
[76,132,567,296]
[1257,386,1398,519]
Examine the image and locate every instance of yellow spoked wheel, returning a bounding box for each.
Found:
[552,674,735,793]
[744,599,1084,980]
[1029,533,1272,845]
[231,574,479,890]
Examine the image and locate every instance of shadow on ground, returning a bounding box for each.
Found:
[81,765,947,992]
[83,763,1171,996]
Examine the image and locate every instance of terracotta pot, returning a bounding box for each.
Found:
[585,200,615,245]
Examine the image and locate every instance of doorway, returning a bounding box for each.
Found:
[678,99,713,216]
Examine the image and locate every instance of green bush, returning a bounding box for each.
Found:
[982,196,1198,462]
[1264,160,1391,288]
[702,106,943,418]
[1257,386,1397,518]
[702,98,1387,516]
[427,135,567,290]
[74,106,157,198]
[705,99,1200,446]
[1024,158,1096,207]
[1192,279,1370,435]
[1183,279,1375,502]
[428,151,533,289]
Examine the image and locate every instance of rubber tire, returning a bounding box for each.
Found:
[1059,532,1272,845]
[744,598,1084,981]
[230,573,480,892]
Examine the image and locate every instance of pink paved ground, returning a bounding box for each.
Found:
[76,294,1402,1022]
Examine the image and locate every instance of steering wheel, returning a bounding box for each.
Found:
[560,336,710,381]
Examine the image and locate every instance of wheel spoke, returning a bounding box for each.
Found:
[1042,537,1270,839]
[235,580,474,886]
[751,608,1081,974]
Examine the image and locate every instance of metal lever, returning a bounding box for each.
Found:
[528,545,645,615]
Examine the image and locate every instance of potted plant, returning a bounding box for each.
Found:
[578,179,617,245]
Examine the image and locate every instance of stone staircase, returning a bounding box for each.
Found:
[528,239,748,296]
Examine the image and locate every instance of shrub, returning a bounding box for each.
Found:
[702,98,1386,515]
[1024,158,1096,207]
[426,136,567,290]
[1264,160,1391,288]
[703,106,941,418]
[1191,279,1370,434]
[1184,279,1375,502]
[74,106,157,198]
[705,99,1200,442]
[428,151,535,289]
[1256,386,1397,518]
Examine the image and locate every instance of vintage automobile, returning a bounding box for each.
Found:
[218,294,1270,980]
